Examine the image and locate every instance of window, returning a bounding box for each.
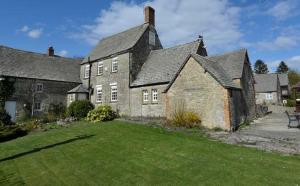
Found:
[36,83,43,92]
[149,31,156,46]
[34,102,41,111]
[152,89,158,102]
[143,90,149,103]
[96,85,103,103]
[112,57,118,72]
[111,85,118,102]
[84,64,90,78]
[97,62,103,75]
[266,93,273,100]
[69,94,75,103]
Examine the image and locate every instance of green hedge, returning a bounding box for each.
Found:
[67,100,94,119]
[87,105,117,122]
[0,126,28,142]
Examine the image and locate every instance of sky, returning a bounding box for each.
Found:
[0,0,299,72]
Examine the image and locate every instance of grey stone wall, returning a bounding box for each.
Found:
[256,92,279,105]
[166,58,228,129]
[9,78,79,119]
[129,84,167,118]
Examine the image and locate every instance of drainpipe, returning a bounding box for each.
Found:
[88,57,92,101]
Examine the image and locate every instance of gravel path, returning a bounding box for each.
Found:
[209,113,300,155]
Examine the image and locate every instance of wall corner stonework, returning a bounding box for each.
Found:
[223,88,232,131]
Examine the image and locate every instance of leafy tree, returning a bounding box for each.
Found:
[276,61,289,73]
[0,78,15,108]
[288,69,300,86]
[254,59,269,74]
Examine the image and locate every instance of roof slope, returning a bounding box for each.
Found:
[0,45,81,83]
[191,54,240,89]
[68,84,88,93]
[82,24,149,63]
[207,49,247,79]
[278,73,289,86]
[254,74,278,93]
[131,40,201,86]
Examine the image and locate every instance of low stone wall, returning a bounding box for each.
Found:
[268,105,295,113]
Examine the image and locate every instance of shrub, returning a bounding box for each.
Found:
[170,102,201,128]
[67,100,94,119]
[0,107,12,126]
[87,105,117,122]
[0,125,28,142]
[48,103,66,119]
[286,99,296,107]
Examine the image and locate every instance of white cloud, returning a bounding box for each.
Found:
[267,0,298,20]
[269,55,300,71]
[58,50,68,57]
[72,0,242,53]
[27,29,43,39]
[20,25,29,32]
[257,35,299,51]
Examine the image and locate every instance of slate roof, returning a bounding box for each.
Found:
[191,54,240,89]
[207,48,247,79]
[82,24,149,64]
[131,40,201,87]
[278,73,289,86]
[254,74,279,93]
[0,45,81,83]
[68,84,89,93]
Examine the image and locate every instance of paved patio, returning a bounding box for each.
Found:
[210,113,300,155]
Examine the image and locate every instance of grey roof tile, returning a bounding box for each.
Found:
[131,40,201,86]
[0,45,81,83]
[68,84,88,93]
[254,73,278,92]
[82,24,149,63]
[278,73,289,86]
[207,48,247,79]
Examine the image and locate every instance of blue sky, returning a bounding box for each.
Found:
[0,0,299,71]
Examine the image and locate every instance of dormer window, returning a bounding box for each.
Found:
[149,31,155,46]
[97,62,103,75]
[112,57,118,73]
[84,64,90,79]
[36,83,43,93]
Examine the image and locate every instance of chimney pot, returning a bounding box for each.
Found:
[48,46,54,56]
[144,6,155,27]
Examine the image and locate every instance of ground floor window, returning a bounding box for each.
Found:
[266,93,273,100]
[69,94,75,103]
[143,90,149,103]
[96,85,103,103]
[34,102,42,111]
[152,89,158,102]
[111,85,118,102]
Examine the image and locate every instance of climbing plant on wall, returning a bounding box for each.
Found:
[0,77,15,108]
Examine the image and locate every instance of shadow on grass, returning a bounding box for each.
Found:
[0,134,95,163]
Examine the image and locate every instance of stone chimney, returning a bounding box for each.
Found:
[48,46,54,56]
[144,6,155,27]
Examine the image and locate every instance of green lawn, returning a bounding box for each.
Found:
[0,121,300,186]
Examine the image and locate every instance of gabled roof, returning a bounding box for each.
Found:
[82,24,149,64]
[254,74,279,93]
[68,84,89,93]
[278,73,289,86]
[131,40,201,87]
[0,45,81,83]
[207,48,247,79]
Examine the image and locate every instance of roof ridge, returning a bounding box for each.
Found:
[208,48,247,58]
[151,40,201,53]
[0,45,77,61]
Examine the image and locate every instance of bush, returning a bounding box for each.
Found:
[0,107,12,126]
[286,99,296,107]
[48,103,66,119]
[87,105,117,122]
[0,125,28,142]
[67,100,94,119]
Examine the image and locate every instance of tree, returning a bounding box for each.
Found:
[288,69,300,86]
[254,59,269,74]
[276,61,289,73]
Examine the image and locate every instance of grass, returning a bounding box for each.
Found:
[0,121,300,186]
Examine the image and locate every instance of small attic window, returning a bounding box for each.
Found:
[149,31,155,46]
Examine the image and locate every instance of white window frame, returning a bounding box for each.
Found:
[97,62,103,75]
[96,85,103,103]
[36,83,43,93]
[34,102,42,111]
[111,85,118,102]
[84,64,90,79]
[152,89,158,102]
[111,57,118,73]
[143,90,149,103]
[69,94,75,103]
[266,93,273,100]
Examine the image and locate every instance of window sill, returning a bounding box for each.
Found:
[151,102,158,104]
[96,74,103,76]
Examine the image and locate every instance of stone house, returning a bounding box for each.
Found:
[254,73,282,105]
[278,73,290,101]
[74,6,256,131]
[0,46,81,121]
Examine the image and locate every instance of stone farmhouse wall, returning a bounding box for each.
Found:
[256,92,280,105]
[10,78,79,119]
[165,58,233,130]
